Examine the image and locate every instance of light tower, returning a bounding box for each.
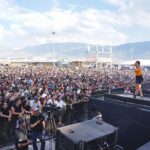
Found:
[88,45,112,69]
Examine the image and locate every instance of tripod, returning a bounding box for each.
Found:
[45,111,57,135]
[44,111,57,150]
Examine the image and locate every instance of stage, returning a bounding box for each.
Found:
[90,93,150,150]
[117,94,150,101]
[104,93,150,107]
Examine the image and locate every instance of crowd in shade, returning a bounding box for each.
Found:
[0,65,150,146]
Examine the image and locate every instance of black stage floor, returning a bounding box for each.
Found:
[117,94,150,101]
[104,93,150,107]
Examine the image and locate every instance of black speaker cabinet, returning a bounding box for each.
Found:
[56,118,118,150]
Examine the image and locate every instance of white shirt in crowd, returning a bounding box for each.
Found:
[30,100,41,110]
[54,100,66,108]
[47,99,55,105]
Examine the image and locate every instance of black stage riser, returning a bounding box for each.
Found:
[89,98,150,150]
[92,89,108,96]
[92,88,150,98]
[105,94,150,106]
[92,88,124,97]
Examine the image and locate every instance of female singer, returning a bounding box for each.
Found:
[134,61,143,99]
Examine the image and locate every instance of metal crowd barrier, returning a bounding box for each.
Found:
[91,88,124,98]
[143,82,150,90]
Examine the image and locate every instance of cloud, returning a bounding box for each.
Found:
[52,0,60,7]
[104,0,150,28]
[104,0,126,7]
[118,0,150,28]
[0,0,150,49]
[0,25,11,41]
[0,2,127,49]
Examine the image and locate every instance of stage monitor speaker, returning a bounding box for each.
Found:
[56,118,118,150]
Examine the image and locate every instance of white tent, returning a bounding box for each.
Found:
[119,59,150,66]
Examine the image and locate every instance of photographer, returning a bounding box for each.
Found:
[15,117,31,150]
[30,108,45,150]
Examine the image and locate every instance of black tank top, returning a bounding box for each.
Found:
[12,104,22,119]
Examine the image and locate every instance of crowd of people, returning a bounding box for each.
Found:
[0,64,150,149]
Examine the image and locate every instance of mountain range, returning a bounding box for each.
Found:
[0,41,150,61]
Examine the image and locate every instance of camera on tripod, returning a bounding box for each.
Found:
[36,113,45,122]
[42,103,56,122]
[43,103,56,113]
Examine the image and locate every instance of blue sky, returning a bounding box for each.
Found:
[0,0,150,49]
[15,0,117,12]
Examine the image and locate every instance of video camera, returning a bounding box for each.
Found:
[37,113,45,122]
[43,103,56,113]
